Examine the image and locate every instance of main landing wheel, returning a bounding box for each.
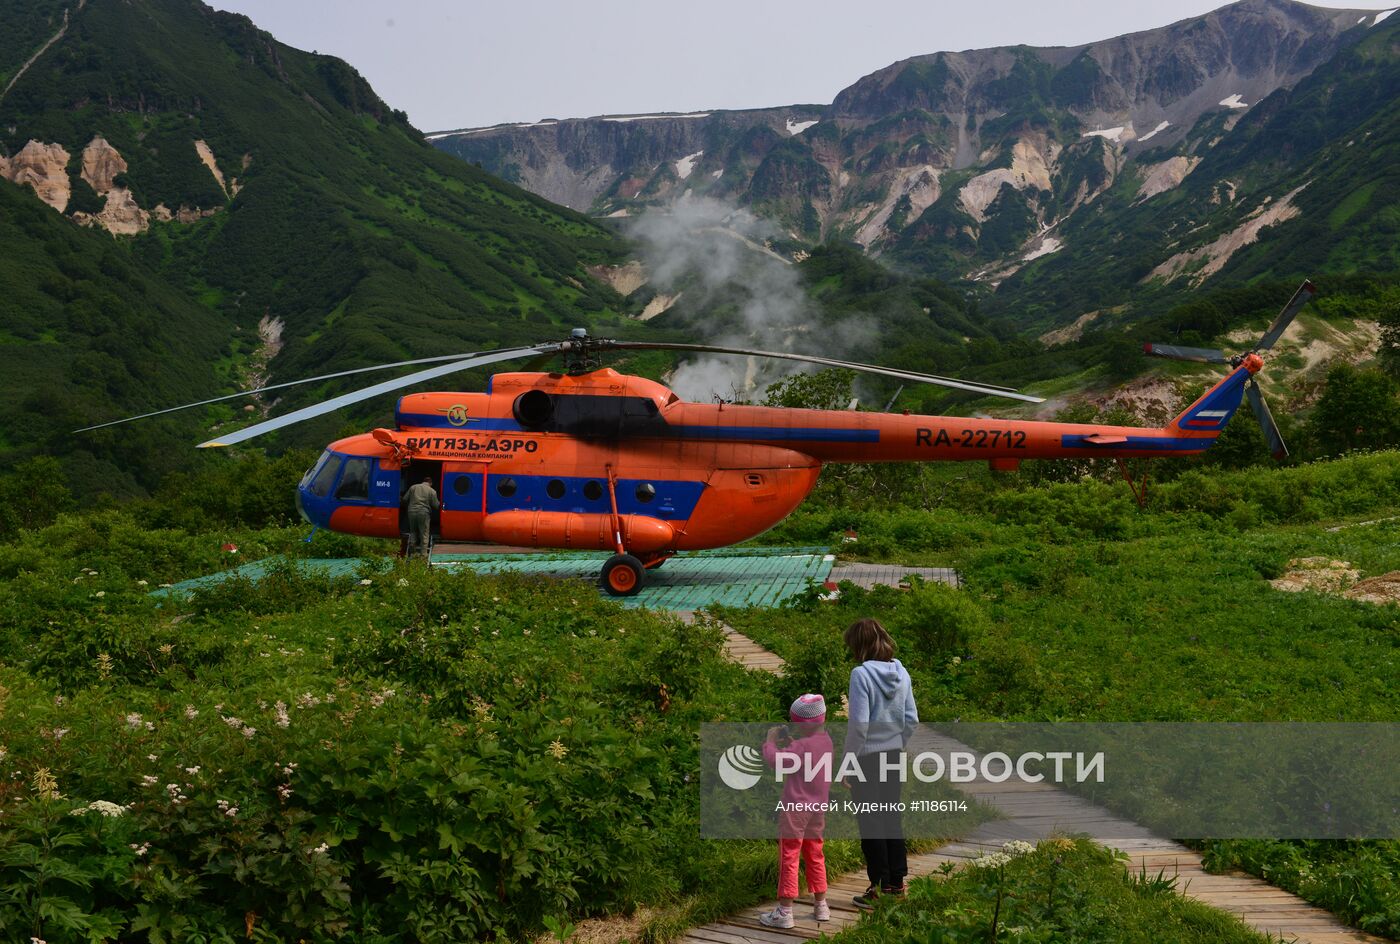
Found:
[601,553,645,597]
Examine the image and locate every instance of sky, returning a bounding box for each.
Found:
[208,0,1396,132]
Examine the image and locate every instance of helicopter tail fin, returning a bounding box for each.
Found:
[1162,362,1253,444]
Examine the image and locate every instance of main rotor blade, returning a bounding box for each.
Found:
[597,340,1044,403]
[1257,280,1317,352]
[1143,342,1229,364]
[1246,380,1288,461]
[198,345,558,448]
[74,345,538,433]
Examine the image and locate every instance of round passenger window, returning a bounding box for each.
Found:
[453,476,471,496]
[496,477,517,498]
[583,481,603,501]
[546,479,566,499]
[635,482,656,503]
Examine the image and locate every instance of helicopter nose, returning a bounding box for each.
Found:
[296,486,311,525]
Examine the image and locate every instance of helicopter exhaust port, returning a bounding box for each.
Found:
[513,389,554,429]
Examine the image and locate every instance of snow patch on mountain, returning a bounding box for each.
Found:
[602,112,710,122]
[1137,121,1171,143]
[675,151,703,180]
[1219,93,1249,109]
[785,118,818,135]
[1371,9,1395,26]
[1082,126,1128,142]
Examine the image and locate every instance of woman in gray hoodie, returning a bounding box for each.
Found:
[842,617,918,908]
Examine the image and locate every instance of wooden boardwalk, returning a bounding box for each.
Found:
[684,628,1390,944]
[676,611,786,675]
[827,562,960,589]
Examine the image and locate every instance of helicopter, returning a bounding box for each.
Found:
[83,282,1315,595]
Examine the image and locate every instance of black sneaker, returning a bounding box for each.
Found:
[881,883,907,898]
[853,886,880,910]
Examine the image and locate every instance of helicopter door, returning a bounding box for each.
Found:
[399,459,444,544]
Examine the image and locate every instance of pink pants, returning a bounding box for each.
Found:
[777,836,827,899]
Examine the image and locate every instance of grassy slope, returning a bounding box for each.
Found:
[0,179,229,493]
[720,452,1400,937]
[0,0,630,477]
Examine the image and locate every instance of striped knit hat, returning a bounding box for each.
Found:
[789,693,826,723]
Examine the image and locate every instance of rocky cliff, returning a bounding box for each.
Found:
[432,0,1382,290]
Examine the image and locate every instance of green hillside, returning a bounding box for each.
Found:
[0,0,629,485]
[0,179,231,495]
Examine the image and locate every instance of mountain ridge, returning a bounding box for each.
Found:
[430,0,1394,315]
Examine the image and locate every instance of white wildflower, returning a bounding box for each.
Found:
[221,715,243,729]
[94,591,106,598]
[71,800,127,818]
[146,754,157,762]
[184,705,198,719]
[137,579,149,587]
[129,842,150,856]
[141,775,158,787]
[311,842,329,854]
[396,578,408,587]
[277,784,293,800]
[274,701,290,729]
[241,726,256,739]
[125,713,144,730]
[359,578,373,586]
[974,852,1013,869]
[184,766,200,775]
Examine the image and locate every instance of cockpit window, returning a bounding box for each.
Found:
[336,458,370,500]
[309,454,342,497]
[301,450,332,488]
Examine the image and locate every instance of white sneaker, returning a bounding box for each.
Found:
[758,907,795,929]
[814,900,830,922]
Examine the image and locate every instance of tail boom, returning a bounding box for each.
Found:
[680,362,1255,465]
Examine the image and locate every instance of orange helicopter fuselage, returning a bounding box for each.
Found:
[295,362,1255,559]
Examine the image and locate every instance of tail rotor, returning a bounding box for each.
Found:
[1145,280,1316,461]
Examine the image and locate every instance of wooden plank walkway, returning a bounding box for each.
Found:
[685,628,1390,944]
[676,611,786,675]
[827,563,960,589]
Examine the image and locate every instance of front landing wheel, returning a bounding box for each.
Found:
[601,553,645,597]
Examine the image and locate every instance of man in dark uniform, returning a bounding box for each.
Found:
[405,474,439,560]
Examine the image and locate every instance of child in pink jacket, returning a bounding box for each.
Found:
[758,693,833,928]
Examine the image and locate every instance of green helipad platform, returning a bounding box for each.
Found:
[156,547,835,611]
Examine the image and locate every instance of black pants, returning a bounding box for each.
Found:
[851,750,907,889]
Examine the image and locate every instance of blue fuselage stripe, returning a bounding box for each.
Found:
[444,472,702,519]
[1059,435,1216,452]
